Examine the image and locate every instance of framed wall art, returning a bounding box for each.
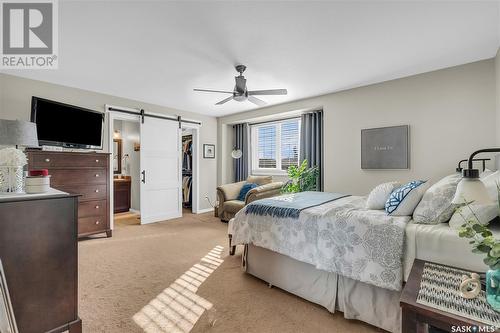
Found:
[203,144,215,159]
[361,125,409,169]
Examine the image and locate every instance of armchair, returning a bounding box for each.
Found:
[216,175,283,222]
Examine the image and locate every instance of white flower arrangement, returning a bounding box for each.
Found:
[0,148,28,167]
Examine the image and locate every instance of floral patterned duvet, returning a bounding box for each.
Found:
[232,195,411,291]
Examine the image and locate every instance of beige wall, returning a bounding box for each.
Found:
[0,73,218,211]
[496,50,500,146]
[218,59,497,195]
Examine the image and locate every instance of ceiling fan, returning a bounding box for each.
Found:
[194,65,288,106]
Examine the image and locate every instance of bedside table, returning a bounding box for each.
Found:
[400,259,495,333]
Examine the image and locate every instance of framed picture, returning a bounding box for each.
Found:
[203,144,215,159]
[0,260,18,333]
[361,125,409,169]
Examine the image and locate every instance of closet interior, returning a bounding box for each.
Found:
[182,131,193,212]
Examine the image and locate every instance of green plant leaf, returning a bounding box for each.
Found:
[476,244,492,253]
[490,244,500,258]
[484,256,498,267]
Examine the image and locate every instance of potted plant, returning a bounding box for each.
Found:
[281,160,319,193]
[457,185,500,311]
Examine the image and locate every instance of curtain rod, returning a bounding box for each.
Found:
[108,107,202,126]
[245,109,322,127]
[248,116,301,126]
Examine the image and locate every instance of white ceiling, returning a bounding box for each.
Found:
[3,1,499,117]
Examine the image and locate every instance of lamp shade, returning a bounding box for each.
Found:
[231,149,242,159]
[451,178,493,205]
[0,119,38,147]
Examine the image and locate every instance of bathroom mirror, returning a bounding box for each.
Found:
[113,139,122,174]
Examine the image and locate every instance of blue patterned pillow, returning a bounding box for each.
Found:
[237,183,258,201]
[385,180,428,216]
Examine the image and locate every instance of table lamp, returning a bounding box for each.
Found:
[452,148,500,205]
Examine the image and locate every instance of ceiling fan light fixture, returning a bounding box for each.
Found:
[193,64,288,106]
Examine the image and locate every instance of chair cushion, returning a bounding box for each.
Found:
[237,183,258,201]
[247,175,272,185]
[224,200,245,213]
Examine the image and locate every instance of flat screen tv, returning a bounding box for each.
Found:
[31,97,104,149]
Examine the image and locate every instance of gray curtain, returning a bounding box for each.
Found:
[300,110,323,191]
[233,123,250,182]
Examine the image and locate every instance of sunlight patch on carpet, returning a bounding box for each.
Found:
[133,246,224,332]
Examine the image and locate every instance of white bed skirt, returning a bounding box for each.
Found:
[244,244,402,333]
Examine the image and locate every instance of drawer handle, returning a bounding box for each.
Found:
[95,189,99,193]
[95,174,99,177]
[95,205,100,209]
[95,159,99,163]
[95,221,100,225]
[45,158,50,162]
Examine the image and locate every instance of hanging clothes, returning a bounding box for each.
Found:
[182,135,192,172]
[182,134,193,208]
[182,175,192,208]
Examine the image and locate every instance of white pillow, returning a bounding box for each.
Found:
[449,203,499,229]
[481,171,500,201]
[366,182,401,210]
[412,174,461,224]
[480,168,494,179]
[385,180,429,216]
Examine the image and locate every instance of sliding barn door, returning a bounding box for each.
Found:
[140,117,182,224]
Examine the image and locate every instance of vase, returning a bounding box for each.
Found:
[0,166,24,193]
[486,269,500,311]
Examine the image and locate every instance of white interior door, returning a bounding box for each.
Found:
[140,116,181,224]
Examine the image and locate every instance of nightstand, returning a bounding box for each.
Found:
[400,259,495,333]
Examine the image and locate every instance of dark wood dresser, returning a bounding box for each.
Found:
[27,150,112,238]
[0,192,81,333]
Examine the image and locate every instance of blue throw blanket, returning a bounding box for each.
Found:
[245,191,350,219]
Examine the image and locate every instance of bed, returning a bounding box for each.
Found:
[229,194,499,333]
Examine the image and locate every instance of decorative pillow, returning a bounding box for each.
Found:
[481,171,500,201]
[412,174,462,224]
[385,180,428,216]
[449,203,499,229]
[366,181,401,210]
[237,183,258,201]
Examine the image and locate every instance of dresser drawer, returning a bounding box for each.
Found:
[79,200,106,218]
[78,215,107,235]
[55,184,107,201]
[30,153,107,168]
[49,168,107,186]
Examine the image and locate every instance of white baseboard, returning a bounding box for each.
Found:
[129,208,140,215]
[196,207,214,214]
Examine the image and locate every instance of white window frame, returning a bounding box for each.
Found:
[250,118,301,175]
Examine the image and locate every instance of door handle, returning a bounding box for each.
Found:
[141,170,146,184]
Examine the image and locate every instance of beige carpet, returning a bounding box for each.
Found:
[79,212,382,333]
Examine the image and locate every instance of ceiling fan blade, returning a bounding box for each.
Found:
[215,96,234,105]
[248,89,288,96]
[194,89,234,94]
[248,96,267,107]
[235,76,247,93]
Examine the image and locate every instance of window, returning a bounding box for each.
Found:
[251,118,301,174]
